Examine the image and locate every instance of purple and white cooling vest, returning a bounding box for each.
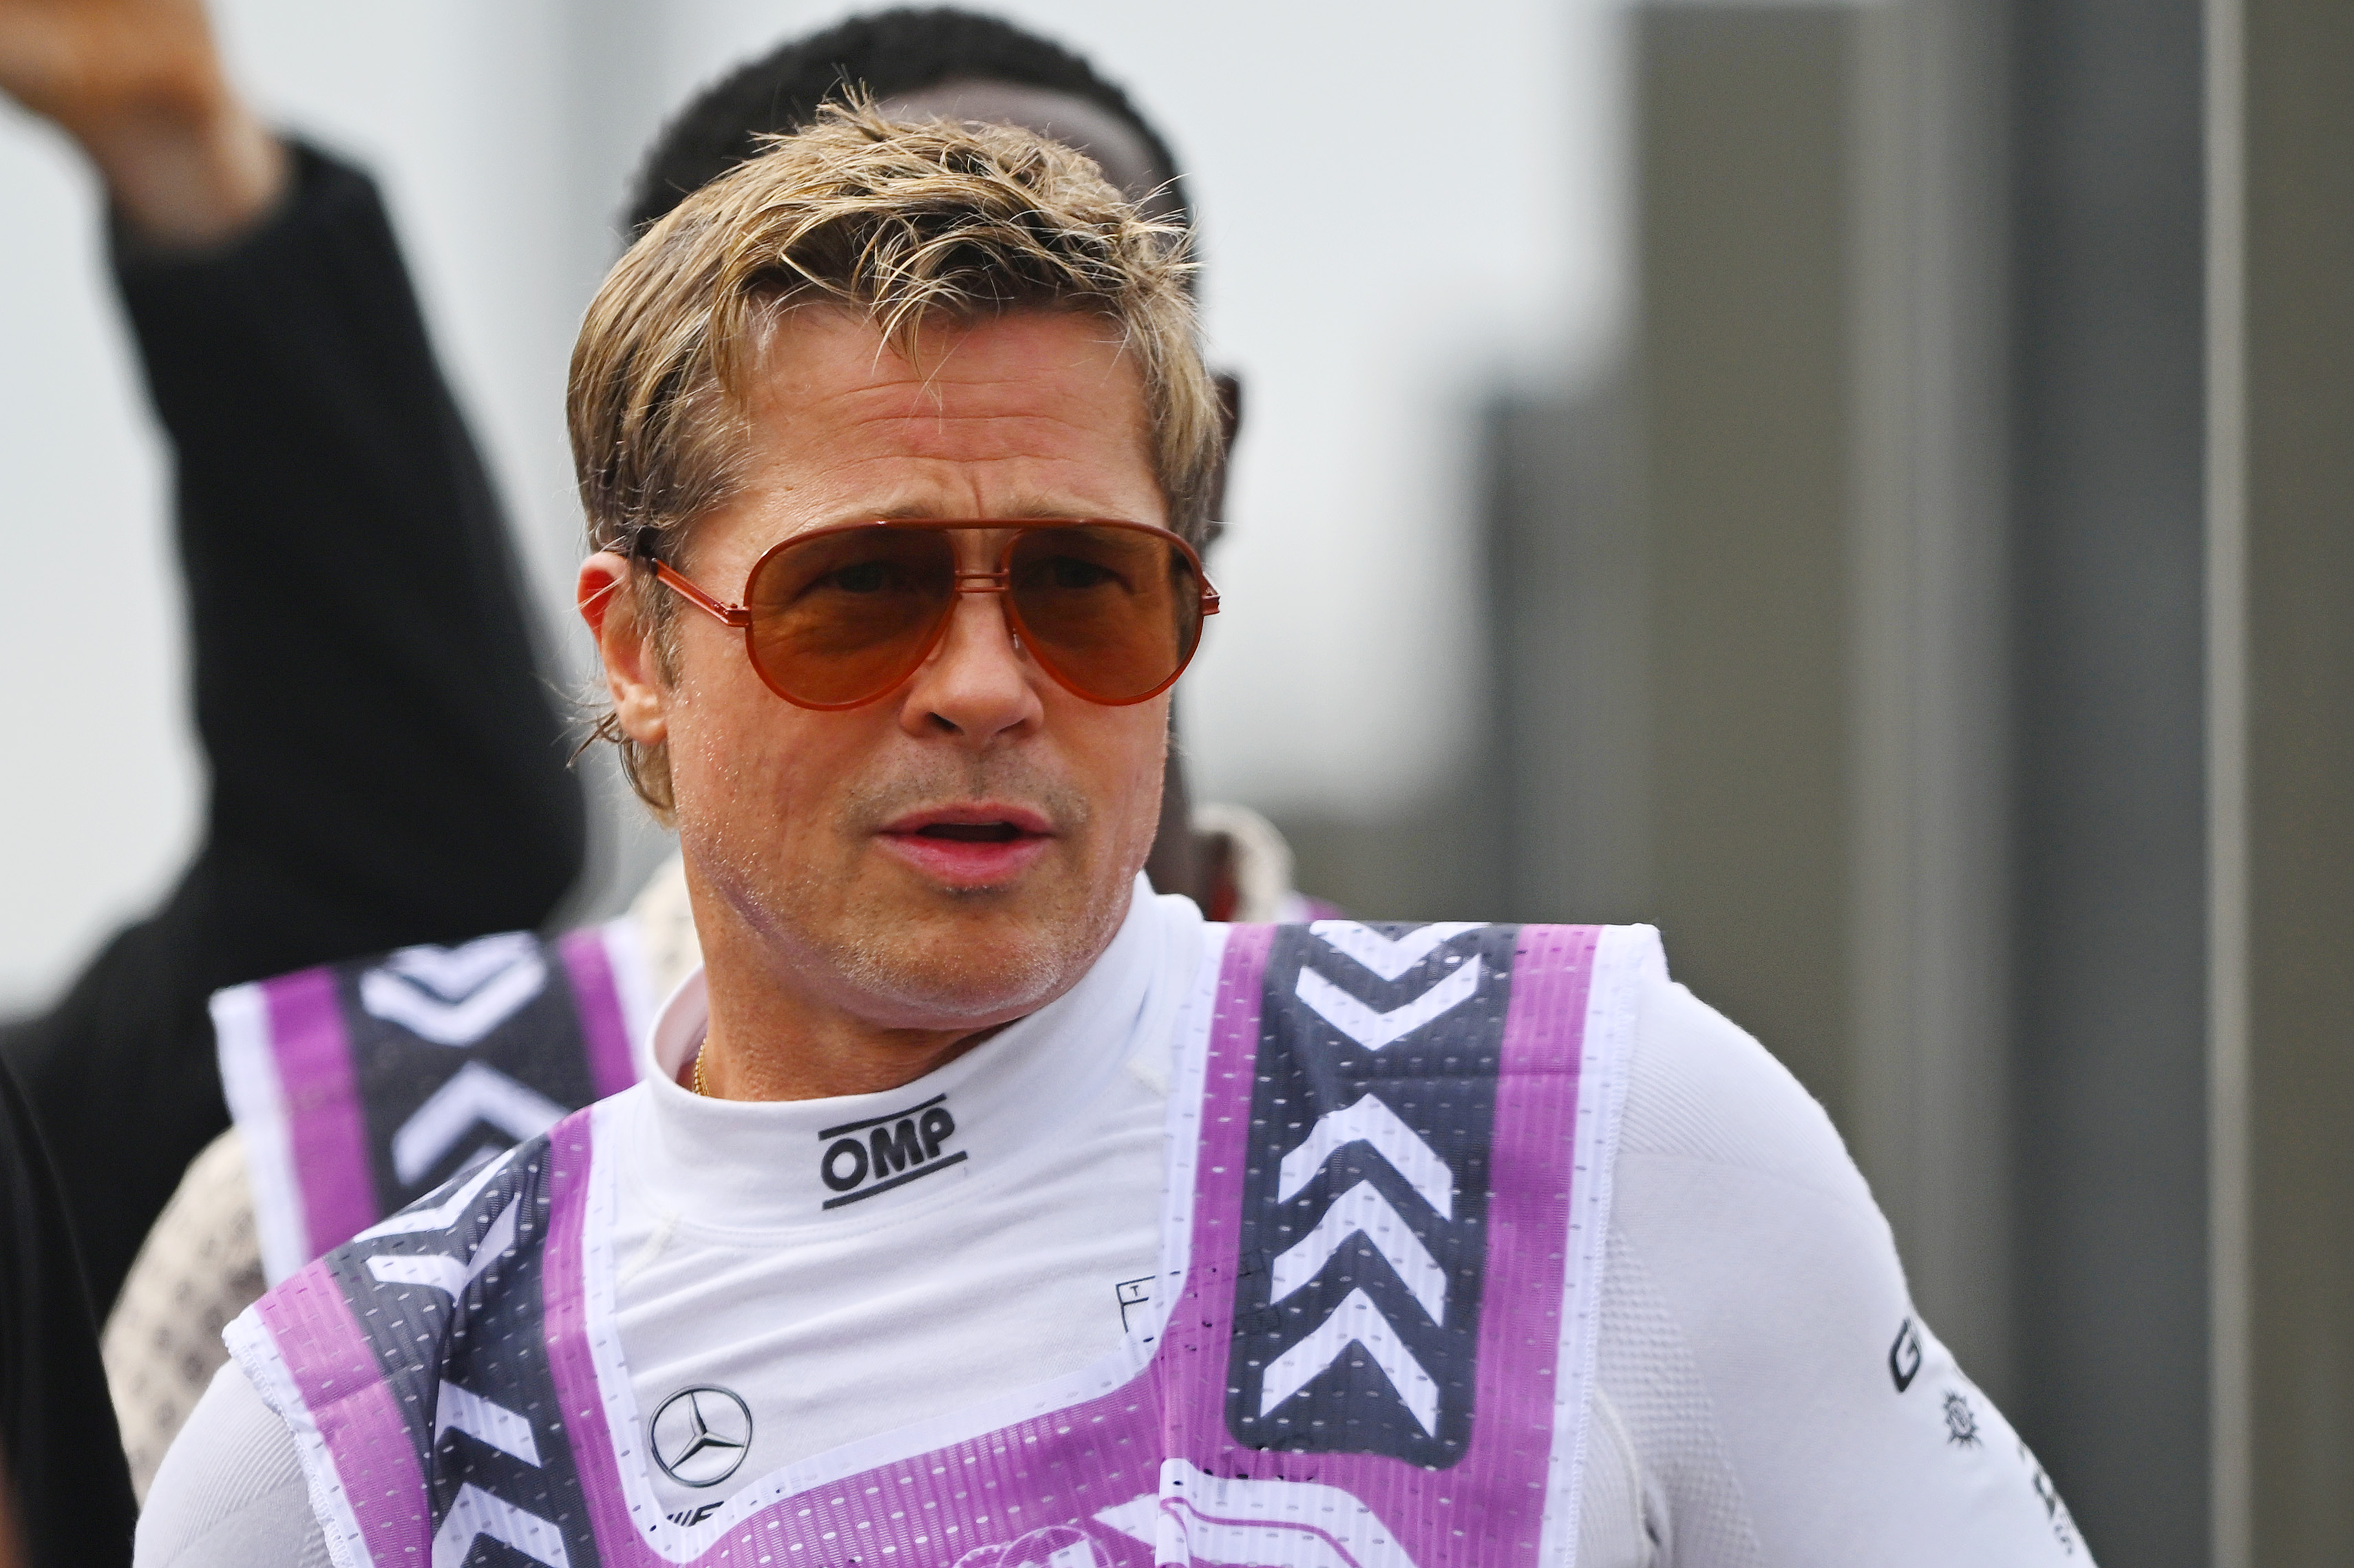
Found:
[226,920,1642,1568]
[213,922,651,1284]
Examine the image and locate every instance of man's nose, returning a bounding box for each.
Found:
[898,591,1045,744]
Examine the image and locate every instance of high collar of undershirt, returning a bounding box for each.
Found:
[630,875,1197,1231]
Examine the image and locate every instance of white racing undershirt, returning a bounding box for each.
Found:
[141,881,2095,1567]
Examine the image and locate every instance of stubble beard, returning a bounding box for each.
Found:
[698,752,1140,1030]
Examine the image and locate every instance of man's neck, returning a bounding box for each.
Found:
[683,876,1039,1102]
[692,942,999,1103]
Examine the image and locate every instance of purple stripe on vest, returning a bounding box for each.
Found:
[558,927,639,1100]
[536,1116,648,1555]
[1163,923,1275,1456]
[1474,925,1598,1554]
[262,967,378,1262]
[256,1259,431,1562]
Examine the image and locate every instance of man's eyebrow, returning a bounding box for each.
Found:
[842,500,1118,522]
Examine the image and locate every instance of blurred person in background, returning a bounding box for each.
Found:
[1,1055,135,1567]
[96,6,1313,1499]
[140,109,2091,1568]
[0,0,586,1329]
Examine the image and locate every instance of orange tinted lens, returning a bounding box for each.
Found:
[744,529,956,706]
[1007,525,1201,703]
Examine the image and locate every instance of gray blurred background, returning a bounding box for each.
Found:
[3,1,2349,1563]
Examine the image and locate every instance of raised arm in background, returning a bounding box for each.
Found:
[1,1055,137,1568]
[0,0,586,1309]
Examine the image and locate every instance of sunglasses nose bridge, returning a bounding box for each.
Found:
[920,573,1035,683]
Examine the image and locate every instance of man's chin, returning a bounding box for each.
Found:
[827,932,1079,1031]
[816,873,1127,1030]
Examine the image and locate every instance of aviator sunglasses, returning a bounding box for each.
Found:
[643,518,1220,710]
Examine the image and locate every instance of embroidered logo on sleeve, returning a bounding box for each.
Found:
[1889,1315,1924,1392]
[817,1093,964,1209]
[1941,1389,1982,1448]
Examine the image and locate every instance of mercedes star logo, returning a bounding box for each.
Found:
[650,1385,754,1487]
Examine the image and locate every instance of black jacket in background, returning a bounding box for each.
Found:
[0,142,586,1313]
[0,1055,137,1568]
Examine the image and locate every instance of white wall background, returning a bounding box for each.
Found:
[0,0,1626,1013]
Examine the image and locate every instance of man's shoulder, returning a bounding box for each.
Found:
[1617,941,1878,1213]
[135,1362,324,1568]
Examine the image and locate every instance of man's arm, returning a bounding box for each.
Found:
[0,0,588,1307]
[1606,967,2088,1565]
[0,0,282,246]
[134,1364,324,1568]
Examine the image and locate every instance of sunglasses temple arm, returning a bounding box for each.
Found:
[652,560,754,629]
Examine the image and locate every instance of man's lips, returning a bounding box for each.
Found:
[875,804,1057,886]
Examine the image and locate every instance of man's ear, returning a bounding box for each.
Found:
[1200,370,1244,544]
[577,552,668,745]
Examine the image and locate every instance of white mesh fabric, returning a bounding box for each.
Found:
[1594,1226,1768,1568]
[1576,1387,1660,1568]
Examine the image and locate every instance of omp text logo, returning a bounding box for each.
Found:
[818,1092,964,1209]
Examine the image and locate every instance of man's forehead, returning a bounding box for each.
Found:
[873,80,1178,222]
[732,310,1155,511]
[748,306,1138,407]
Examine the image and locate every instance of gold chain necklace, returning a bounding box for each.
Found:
[692,1043,712,1098]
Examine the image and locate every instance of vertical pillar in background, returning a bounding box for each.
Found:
[1638,4,1856,1134]
[1479,379,1648,926]
[2006,1,2209,1560]
[1846,0,2014,1410]
[2209,0,2354,1560]
[1633,1,2013,1395]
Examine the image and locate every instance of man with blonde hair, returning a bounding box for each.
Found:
[140,110,2089,1568]
[98,11,1312,1497]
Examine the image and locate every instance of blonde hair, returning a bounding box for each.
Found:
[569,102,1219,813]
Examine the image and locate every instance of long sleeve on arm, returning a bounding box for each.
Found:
[1600,966,2090,1566]
[0,141,586,1311]
[135,1364,323,1568]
